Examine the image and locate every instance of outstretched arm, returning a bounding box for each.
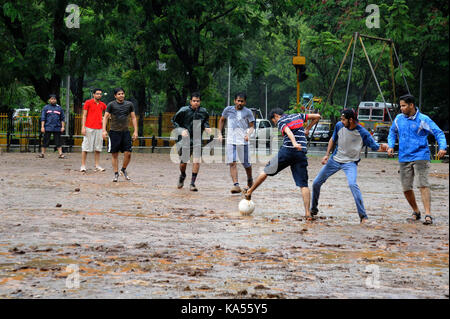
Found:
[304,113,321,136]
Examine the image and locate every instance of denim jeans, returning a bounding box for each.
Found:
[311,157,367,219]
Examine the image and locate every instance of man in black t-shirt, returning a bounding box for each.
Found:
[102,88,138,182]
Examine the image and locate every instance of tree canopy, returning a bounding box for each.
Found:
[0,0,448,128]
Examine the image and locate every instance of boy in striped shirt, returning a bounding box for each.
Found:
[244,108,321,220]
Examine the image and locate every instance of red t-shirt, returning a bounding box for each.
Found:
[83,99,107,129]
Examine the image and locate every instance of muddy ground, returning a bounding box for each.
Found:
[0,150,448,299]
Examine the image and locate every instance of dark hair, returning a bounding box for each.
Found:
[190,92,201,100]
[234,92,247,100]
[49,94,57,99]
[399,94,415,105]
[269,108,284,120]
[93,88,102,94]
[113,87,125,95]
[341,108,358,122]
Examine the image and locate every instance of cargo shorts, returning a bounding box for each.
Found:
[399,160,430,191]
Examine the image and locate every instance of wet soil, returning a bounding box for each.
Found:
[0,152,448,298]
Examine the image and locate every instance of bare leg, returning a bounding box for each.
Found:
[57,147,63,155]
[301,187,311,218]
[41,147,46,155]
[81,151,87,166]
[403,190,420,213]
[122,151,131,169]
[245,166,253,186]
[419,187,431,216]
[192,162,200,174]
[229,162,238,184]
[244,172,267,199]
[94,151,100,167]
[111,153,119,173]
[180,163,187,175]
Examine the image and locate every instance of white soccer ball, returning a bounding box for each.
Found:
[239,199,255,216]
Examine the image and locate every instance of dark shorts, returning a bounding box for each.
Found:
[263,146,308,187]
[108,130,132,153]
[177,143,202,163]
[42,131,62,148]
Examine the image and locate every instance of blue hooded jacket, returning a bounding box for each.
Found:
[41,104,65,132]
[388,109,447,162]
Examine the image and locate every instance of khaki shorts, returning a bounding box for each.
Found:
[82,128,104,152]
[399,160,430,191]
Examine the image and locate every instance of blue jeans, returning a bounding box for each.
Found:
[311,157,367,219]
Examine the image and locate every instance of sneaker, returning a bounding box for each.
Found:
[311,207,319,216]
[177,174,186,189]
[230,185,242,194]
[95,166,105,172]
[190,184,198,192]
[120,168,131,180]
[80,166,86,172]
[113,173,119,182]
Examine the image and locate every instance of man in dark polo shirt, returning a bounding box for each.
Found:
[102,88,138,182]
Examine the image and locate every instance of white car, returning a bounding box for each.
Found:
[250,119,274,142]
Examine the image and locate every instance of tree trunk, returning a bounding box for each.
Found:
[70,75,84,114]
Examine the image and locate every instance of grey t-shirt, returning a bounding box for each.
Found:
[106,100,135,131]
[221,106,255,145]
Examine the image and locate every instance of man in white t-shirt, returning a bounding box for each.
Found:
[218,92,255,193]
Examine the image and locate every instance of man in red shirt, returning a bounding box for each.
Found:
[80,88,107,172]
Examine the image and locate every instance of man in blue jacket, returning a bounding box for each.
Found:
[387,94,447,225]
[37,94,66,158]
[311,109,388,224]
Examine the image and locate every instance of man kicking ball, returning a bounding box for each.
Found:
[243,108,321,220]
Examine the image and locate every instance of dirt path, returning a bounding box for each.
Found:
[0,152,448,298]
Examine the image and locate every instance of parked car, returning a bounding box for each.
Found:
[373,125,390,143]
[250,119,274,144]
[310,122,332,144]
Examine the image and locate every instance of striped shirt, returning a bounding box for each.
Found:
[278,113,308,151]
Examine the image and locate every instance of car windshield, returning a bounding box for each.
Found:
[314,124,330,131]
[259,121,271,128]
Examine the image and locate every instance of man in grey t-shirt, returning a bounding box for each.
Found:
[102,88,138,182]
[218,92,255,193]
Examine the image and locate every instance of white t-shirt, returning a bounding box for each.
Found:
[221,106,255,145]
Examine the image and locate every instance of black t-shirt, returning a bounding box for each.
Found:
[106,100,135,131]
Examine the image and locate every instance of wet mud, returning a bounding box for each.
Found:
[0,152,448,298]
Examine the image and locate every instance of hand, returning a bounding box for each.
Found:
[244,135,249,142]
[321,155,329,165]
[387,148,394,157]
[41,127,45,133]
[102,130,108,140]
[293,143,302,151]
[61,127,65,133]
[181,129,189,137]
[218,134,223,142]
[304,128,310,136]
[205,127,212,135]
[379,143,388,152]
[81,127,86,136]
[132,132,138,141]
[437,149,447,159]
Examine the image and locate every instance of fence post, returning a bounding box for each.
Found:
[151,135,156,153]
[158,112,163,137]
[6,110,13,152]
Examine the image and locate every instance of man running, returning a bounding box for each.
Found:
[102,88,138,182]
[387,94,447,225]
[310,109,388,223]
[172,92,211,191]
[80,88,107,172]
[244,108,321,220]
[218,92,255,194]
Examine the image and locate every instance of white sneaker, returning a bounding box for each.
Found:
[80,166,86,172]
[95,166,105,172]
